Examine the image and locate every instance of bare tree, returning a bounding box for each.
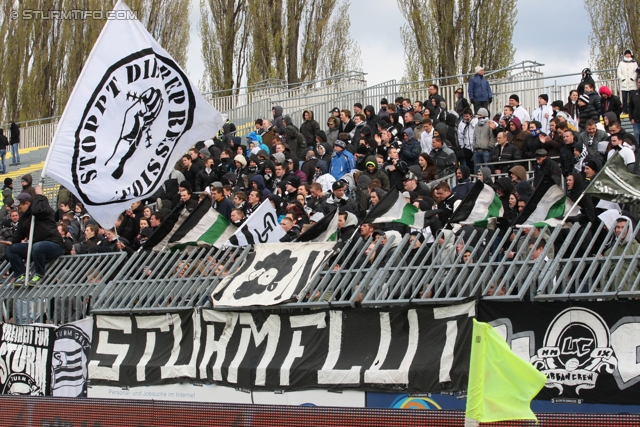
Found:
[586,0,640,79]
[199,0,249,95]
[244,0,361,86]
[398,0,515,83]
[318,0,362,80]
[0,0,191,123]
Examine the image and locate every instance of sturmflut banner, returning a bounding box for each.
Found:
[88,303,475,392]
[0,323,55,395]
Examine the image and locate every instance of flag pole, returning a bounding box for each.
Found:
[24,216,36,284]
[560,193,584,225]
[24,182,44,283]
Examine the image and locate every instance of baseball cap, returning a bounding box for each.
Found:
[13,193,32,208]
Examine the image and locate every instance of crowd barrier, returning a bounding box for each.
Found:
[0,396,638,427]
[1,221,639,324]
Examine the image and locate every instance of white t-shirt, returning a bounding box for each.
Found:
[607,145,636,166]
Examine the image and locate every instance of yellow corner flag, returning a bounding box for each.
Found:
[465,319,546,424]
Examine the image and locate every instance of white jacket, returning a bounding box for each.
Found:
[532,104,554,134]
[457,117,478,150]
[513,105,530,123]
[618,59,638,91]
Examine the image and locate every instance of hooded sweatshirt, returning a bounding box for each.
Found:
[20,174,37,199]
[401,127,421,166]
[363,105,378,135]
[360,155,390,190]
[272,106,285,134]
[284,116,307,159]
[452,166,474,200]
[300,110,320,147]
[251,174,272,198]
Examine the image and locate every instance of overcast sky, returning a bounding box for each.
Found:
[185,0,592,89]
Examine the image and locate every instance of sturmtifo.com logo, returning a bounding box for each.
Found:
[73,48,195,205]
[531,307,618,395]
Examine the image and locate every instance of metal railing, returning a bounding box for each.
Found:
[7,64,625,149]
[91,245,252,313]
[0,253,127,325]
[3,220,639,323]
[1,116,60,149]
[211,71,368,128]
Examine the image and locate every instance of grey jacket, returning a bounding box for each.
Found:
[473,120,496,151]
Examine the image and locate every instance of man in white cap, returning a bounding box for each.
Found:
[468,66,493,115]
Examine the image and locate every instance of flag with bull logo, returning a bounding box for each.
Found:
[212,243,335,307]
[42,0,224,228]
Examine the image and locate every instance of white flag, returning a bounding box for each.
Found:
[225,201,285,246]
[212,242,335,307]
[43,0,224,228]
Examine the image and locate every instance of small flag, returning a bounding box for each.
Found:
[226,201,284,246]
[465,319,546,424]
[168,197,237,249]
[142,203,188,251]
[42,0,224,228]
[515,176,574,228]
[585,152,640,205]
[296,210,339,242]
[449,180,503,228]
[367,188,438,228]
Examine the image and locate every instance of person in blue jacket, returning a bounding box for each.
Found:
[246,131,269,156]
[329,139,356,180]
[468,66,493,115]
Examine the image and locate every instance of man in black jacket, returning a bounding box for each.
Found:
[629,76,640,143]
[0,128,8,174]
[2,188,65,287]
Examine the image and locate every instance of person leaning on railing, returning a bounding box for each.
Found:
[1,185,65,287]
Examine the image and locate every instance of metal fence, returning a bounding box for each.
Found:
[0,253,127,325]
[5,64,624,150]
[202,71,368,113]
[1,116,60,149]
[3,219,639,324]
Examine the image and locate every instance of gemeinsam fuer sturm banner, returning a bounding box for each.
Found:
[42,0,224,228]
[88,302,475,392]
[479,300,640,405]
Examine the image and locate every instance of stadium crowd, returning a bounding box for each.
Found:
[2,56,640,290]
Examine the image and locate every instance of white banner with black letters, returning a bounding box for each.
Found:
[213,242,335,307]
[1,323,55,395]
[88,302,474,392]
[42,0,224,228]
